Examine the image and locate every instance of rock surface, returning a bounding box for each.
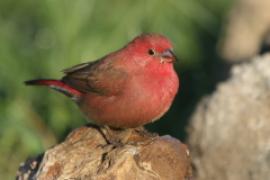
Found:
[17,125,192,180]
[188,54,270,180]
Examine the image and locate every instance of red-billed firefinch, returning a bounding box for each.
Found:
[25,34,179,128]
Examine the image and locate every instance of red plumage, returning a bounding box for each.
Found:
[25,79,82,99]
[26,33,179,128]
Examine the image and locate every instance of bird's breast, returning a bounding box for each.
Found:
[79,67,179,128]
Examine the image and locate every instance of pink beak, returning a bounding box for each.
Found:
[160,49,177,63]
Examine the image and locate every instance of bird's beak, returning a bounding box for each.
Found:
[160,49,177,63]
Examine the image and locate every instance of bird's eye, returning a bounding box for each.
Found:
[148,49,155,56]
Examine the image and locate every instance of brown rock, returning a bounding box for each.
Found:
[17,125,192,180]
[188,54,270,180]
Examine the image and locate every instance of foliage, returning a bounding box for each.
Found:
[0,0,232,179]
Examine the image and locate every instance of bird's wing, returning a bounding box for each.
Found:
[62,60,128,96]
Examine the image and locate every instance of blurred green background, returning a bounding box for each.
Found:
[0,0,233,179]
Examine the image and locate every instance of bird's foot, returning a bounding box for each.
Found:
[97,126,158,146]
[98,126,132,147]
[127,127,158,146]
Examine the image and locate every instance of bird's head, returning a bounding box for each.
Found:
[126,33,177,66]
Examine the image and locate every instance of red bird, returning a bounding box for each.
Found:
[26,34,179,129]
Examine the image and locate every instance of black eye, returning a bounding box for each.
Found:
[148,49,155,56]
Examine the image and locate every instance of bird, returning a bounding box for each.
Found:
[25,33,179,141]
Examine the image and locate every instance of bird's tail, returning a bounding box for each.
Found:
[25,79,82,100]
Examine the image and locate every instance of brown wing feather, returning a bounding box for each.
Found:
[62,59,128,96]
[62,62,93,74]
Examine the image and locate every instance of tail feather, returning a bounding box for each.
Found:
[25,79,82,99]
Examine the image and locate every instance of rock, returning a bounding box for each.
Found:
[17,125,192,180]
[188,54,270,180]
